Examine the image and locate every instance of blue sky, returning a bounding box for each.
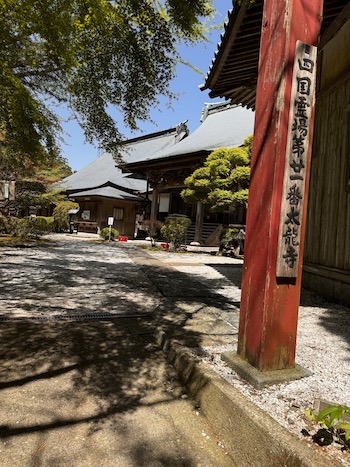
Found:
[60,1,237,171]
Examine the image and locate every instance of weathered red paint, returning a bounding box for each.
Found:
[237,0,324,371]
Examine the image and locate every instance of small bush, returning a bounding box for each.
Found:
[0,217,13,234]
[100,227,119,241]
[219,227,245,256]
[30,216,54,237]
[16,217,53,238]
[9,218,32,238]
[0,216,53,239]
[141,218,163,246]
[161,216,191,250]
[141,219,163,237]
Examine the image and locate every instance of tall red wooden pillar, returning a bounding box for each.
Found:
[237,0,324,372]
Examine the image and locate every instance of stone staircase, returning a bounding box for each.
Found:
[184,223,222,246]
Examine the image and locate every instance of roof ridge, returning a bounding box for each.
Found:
[200,101,239,122]
[122,122,188,146]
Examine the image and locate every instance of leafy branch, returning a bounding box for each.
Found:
[304,405,350,451]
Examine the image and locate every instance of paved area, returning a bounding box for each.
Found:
[0,235,238,466]
[0,239,159,320]
[0,235,242,350]
[1,233,349,466]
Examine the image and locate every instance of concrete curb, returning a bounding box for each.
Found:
[155,331,332,467]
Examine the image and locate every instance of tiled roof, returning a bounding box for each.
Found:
[201,0,349,109]
[60,152,146,193]
[68,186,143,201]
[61,124,188,193]
[162,102,254,156]
[126,102,254,167]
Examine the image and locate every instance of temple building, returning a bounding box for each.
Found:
[61,124,188,236]
[125,101,254,244]
[62,101,254,243]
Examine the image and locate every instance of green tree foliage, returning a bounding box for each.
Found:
[53,200,79,231]
[181,136,252,212]
[0,155,69,223]
[1,0,213,165]
[12,158,72,216]
[35,159,72,184]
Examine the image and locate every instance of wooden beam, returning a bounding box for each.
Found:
[237,0,324,372]
[319,2,350,51]
[303,263,350,286]
[206,0,251,90]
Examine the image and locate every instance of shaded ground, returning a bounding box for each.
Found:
[2,234,349,465]
[0,241,159,319]
[0,320,234,466]
[126,242,350,466]
[0,237,237,466]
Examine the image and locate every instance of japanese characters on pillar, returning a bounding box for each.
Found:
[276,41,317,278]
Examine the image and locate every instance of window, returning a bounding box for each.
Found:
[4,182,9,199]
[113,207,124,221]
[159,193,170,213]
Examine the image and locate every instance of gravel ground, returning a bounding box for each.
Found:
[144,247,350,465]
[197,299,350,465]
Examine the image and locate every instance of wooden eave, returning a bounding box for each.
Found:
[125,151,209,177]
[203,0,350,110]
[65,181,139,197]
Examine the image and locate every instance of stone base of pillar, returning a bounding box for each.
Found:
[221,352,312,390]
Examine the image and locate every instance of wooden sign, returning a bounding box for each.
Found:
[276,41,317,277]
[82,210,90,220]
[0,181,15,201]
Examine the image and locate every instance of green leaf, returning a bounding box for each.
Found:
[338,422,350,431]
[181,139,252,212]
[1,0,214,165]
[304,409,315,421]
[317,405,341,423]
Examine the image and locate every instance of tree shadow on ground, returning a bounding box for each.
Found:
[299,287,350,359]
[0,240,348,463]
[205,263,243,290]
[0,241,240,464]
[195,256,350,359]
[0,318,211,465]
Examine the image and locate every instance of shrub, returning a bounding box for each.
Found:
[10,218,29,238]
[219,228,239,244]
[100,227,119,241]
[11,216,53,238]
[219,227,245,256]
[53,200,79,232]
[9,218,34,238]
[30,216,54,237]
[161,216,191,250]
[141,218,163,246]
[0,217,12,234]
[0,216,53,239]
